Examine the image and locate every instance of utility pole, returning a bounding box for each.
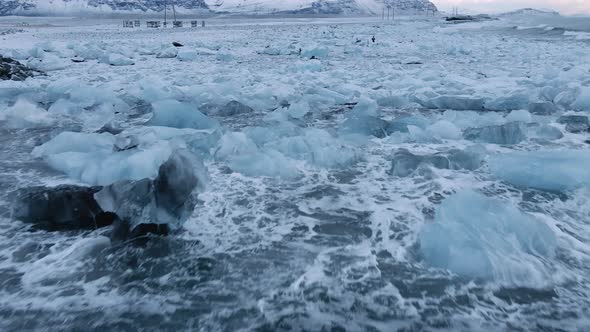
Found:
[164,0,167,27]
[172,0,177,23]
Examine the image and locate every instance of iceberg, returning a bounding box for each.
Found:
[420,190,557,286]
[148,99,219,130]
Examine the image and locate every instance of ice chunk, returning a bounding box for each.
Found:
[216,52,233,62]
[103,53,134,66]
[387,115,430,133]
[32,132,115,157]
[33,132,176,186]
[341,98,388,137]
[26,53,68,71]
[270,128,362,169]
[351,97,379,117]
[420,190,557,286]
[217,100,254,117]
[463,122,526,144]
[390,146,485,177]
[215,132,299,178]
[489,150,590,191]
[442,110,504,129]
[532,125,563,141]
[177,49,198,61]
[342,115,390,138]
[286,101,309,119]
[376,95,408,108]
[148,99,219,130]
[0,99,54,129]
[301,45,329,58]
[48,99,82,115]
[156,47,178,58]
[426,95,485,111]
[506,110,532,123]
[572,87,590,111]
[528,102,556,115]
[391,149,449,177]
[427,120,462,140]
[95,149,206,230]
[485,92,529,111]
[557,115,589,133]
[72,43,105,60]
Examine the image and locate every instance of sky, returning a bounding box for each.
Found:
[430,0,590,15]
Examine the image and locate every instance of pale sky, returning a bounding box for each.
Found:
[430,0,590,15]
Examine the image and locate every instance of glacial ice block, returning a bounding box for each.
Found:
[488,150,590,191]
[33,132,175,186]
[148,99,219,130]
[420,190,557,286]
[463,122,526,145]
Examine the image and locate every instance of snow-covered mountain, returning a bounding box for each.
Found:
[0,0,437,16]
[1,0,209,15]
[208,0,437,15]
[499,8,560,17]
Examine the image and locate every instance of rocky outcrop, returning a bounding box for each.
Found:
[0,56,43,81]
[13,149,206,243]
[11,185,115,231]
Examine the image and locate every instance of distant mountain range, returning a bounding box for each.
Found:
[0,0,438,16]
[498,8,560,17]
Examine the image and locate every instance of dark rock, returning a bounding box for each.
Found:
[12,185,110,231]
[0,55,43,81]
[446,14,495,22]
[110,218,169,244]
[172,42,184,47]
[71,56,86,63]
[217,100,255,116]
[557,115,589,133]
[463,122,526,144]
